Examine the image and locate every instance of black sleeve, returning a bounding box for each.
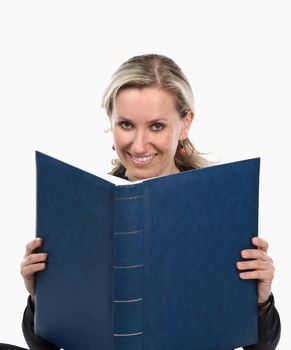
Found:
[22,296,60,350]
[243,294,281,350]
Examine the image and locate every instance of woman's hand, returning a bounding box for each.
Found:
[20,237,48,303]
[236,237,275,303]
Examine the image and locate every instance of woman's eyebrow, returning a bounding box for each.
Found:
[117,116,168,123]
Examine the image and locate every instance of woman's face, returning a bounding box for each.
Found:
[110,87,193,182]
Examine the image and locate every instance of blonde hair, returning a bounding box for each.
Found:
[101,54,210,174]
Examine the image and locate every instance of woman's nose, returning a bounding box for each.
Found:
[131,130,149,155]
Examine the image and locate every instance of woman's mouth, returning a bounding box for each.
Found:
[129,153,158,165]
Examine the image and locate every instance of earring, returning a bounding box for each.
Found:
[178,140,186,155]
[112,145,116,151]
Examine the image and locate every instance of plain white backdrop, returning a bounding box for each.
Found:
[0,1,290,348]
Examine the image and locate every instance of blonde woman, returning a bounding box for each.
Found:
[2,54,280,350]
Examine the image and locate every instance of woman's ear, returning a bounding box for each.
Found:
[180,111,194,140]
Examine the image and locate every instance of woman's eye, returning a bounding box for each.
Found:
[152,122,164,131]
[120,121,133,129]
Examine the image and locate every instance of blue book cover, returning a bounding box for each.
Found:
[35,151,260,350]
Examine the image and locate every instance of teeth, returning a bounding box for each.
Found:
[132,154,155,163]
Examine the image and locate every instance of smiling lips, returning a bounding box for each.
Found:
[129,153,158,165]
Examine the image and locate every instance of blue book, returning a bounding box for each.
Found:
[35,151,259,350]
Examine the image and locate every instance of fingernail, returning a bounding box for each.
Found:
[242,250,248,258]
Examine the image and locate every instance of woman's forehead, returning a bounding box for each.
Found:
[113,87,178,118]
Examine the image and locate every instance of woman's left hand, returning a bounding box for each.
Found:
[236,237,275,303]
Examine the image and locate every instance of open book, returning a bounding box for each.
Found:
[35,151,259,350]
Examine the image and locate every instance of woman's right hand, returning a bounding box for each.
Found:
[20,237,48,303]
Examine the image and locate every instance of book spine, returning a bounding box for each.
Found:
[113,184,144,350]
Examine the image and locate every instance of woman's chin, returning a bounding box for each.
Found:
[126,168,157,181]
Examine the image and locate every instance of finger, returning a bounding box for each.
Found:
[252,237,269,252]
[239,269,274,281]
[24,237,43,258]
[241,249,272,261]
[21,263,46,278]
[21,253,48,267]
[236,260,271,271]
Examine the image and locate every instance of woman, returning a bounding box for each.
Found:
[1,54,280,350]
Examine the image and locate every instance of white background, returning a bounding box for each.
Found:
[0,1,290,348]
